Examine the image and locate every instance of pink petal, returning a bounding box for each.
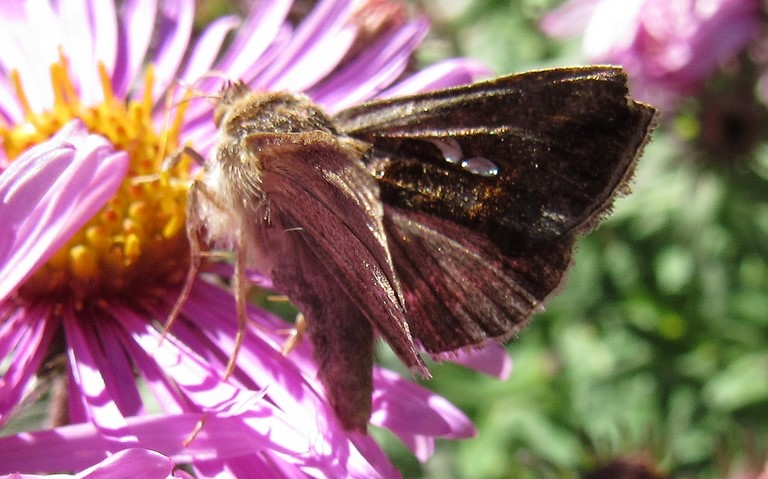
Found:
[84,319,144,417]
[63,310,138,443]
[371,369,475,461]
[175,1,292,141]
[311,18,430,111]
[0,1,60,111]
[178,15,241,83]
[0,304,59,427]
[147,0,194,101]
[55,0,118,105]
[114,0,157,97]
[89,0,119,81]
[214,0,293,82]
[257,0,357,91]
[76,448,175,479]
[539,0,601,38]
[379,58,490,98]
[0,413,255,473]
[0,75,23,126]
[437,343,513,380]
[0,121,128,303]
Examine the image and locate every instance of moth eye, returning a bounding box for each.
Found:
[461,157,499,176]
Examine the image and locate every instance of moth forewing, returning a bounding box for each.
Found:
[333,66,657,354]
[188,87,425,430]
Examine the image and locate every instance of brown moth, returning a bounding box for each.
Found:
[181,66,656,431]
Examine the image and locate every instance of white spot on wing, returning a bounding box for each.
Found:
[461,157,499,176]
[428,137,463,164]
[426,138,500,176]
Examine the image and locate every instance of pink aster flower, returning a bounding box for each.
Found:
[0,0,508,477]
[540,0,764,108]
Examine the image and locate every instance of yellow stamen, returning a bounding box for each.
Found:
[10,70,32,117]
[3,56,194,301]
[99,63,117,106]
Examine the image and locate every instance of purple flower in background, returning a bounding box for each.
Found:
[541,0,763,108]
[0,0,507,477]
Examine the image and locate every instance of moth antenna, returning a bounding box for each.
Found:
[175,70,242,106]
[156,82,196,168]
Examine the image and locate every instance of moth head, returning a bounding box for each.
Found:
[213,80,251,127]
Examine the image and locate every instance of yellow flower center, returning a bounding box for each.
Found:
[1,56,192,303]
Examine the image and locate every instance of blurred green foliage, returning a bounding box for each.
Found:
[390,1,768,478]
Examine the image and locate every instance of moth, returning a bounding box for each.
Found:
[178,66,656,431]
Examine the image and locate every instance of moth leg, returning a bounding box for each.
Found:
[183,412,209,446]
[280,313,307,356]
[225,226,249,378]
[261,295,304,354]
[185,175,250,379]
[162,145,206,171]
[163,156,228,345]
[162,179,205,342]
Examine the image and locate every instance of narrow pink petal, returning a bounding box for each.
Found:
[371,369,475,460]
[214,0,293,81]
[0,304,59,427]
[0,413,248,472]
[55,0,117,105]
[257,0,356,90]
[437,343,513,380]
[379,58,490,98]
[173,0,292,137]
[0,121,128,303]
[147,0,195,101]
[87,320,145,417]
[348,434,402,479]
[0,1,60,111]
[56,0,101,103]
[168,282,399,477]
[113,0,157,97]
[266,24,357,92]
[89,0,119,79]
[0,75,24,126]
[67,362,88,424]
[108,309,187,415]
[0,306,27,362]
[76,448,174,479]
[118,307,258,411]
[539,0,601,38]
[236,26,293,86]
[193,456,293,479]
[116,304,327,461]
[174,282,330,423]
[119,338,186,415]
[63,310,138,443]
[311,18,430,111]
[178,15,241,83]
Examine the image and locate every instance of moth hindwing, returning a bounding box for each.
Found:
[183,66,656,431]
